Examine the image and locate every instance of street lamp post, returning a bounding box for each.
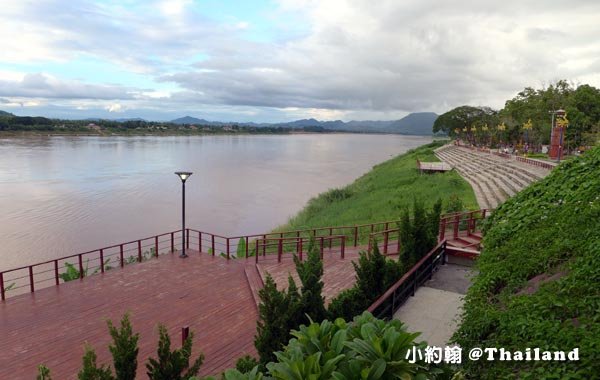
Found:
[175,171,193,258]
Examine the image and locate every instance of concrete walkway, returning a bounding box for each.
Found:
[394,264,475,346]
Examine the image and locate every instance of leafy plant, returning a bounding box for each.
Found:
[146,325,204,380]
[107,314,139,380]
[236,238,247,258]
[78,345,115,380]
[36,364,52,380]
[234,355,259,374]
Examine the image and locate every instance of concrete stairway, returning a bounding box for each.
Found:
[435,146,552,209]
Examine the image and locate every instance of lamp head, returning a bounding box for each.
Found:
[175,171,193,183]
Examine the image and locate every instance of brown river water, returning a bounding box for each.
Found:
[0,134,431,271]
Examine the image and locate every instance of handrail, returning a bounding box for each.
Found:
[438,209,490,241]
[368,228,400,255]
[367,240,446,319]
[254,235,346,263]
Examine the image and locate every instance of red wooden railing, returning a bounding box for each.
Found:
[253,235,346,263]
[368,228,400,256]
[438,209,490,241]
[0,230,184,301]
[0,219,398,301]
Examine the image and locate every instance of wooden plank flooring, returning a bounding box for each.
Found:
[0,247,369,379]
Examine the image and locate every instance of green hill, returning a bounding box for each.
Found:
[455,146,600,379]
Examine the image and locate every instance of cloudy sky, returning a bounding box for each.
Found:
[1,0,599,122]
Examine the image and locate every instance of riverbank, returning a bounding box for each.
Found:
[275,140,478,233]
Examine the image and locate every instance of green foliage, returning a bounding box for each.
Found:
[293,237,328,324]
[329,244,403,321]
[107,314,139,380]
[265,312,443,379]
[428,198,443,239]
[222,366,264,380]
[78,345,115,380]
[433,105,498,136]
[276,141,478,242]
[255,275,298,365]
[146,325,204,380]
[36,365,52,380]
[236,238,247,258]
[60,259,109,282]
[455,146,600,378]
[444,194,464,213]
[234,355,260,374]
[399,200,438,266]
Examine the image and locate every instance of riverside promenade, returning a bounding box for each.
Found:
[0,243,369,379]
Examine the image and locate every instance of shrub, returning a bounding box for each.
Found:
[146,325,204,380]
[78,345,114,380]
[36,365,52,380]
[236,238,247,258]
[234,355,259,374]
[107,314,139,380]
[328,244,403,321]
[293,237,328,324]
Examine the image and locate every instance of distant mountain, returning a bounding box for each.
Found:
[0,110,14,117]
[383,112,439,135]
[170,112,438,135]
[171,116,214,125]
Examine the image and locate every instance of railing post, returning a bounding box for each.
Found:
[100,249,105,273]
[155,236,159,257]
[319,237,324,259]
[296,231,300,254]
[453,215,460,239]
[341,236,345,259]
[245,236,249,258]
[383,231,389,255]
[255,239,260,263]
[137,240,142,262]
[199,232,202,252]
[439,218,446,241]
[368,235,372,252]
[353,226,358,247]
[329,228,333,249]
[186,229,190,249]
[226,238,230,259]
[120,244,124,267]
[262,234,267,256]
[78,254,84,279]
[278,239,283,263]
[182,326,189,346]
[0,272,5,301]
[29,266,34,293]
[211,235,215,256]
[299,238,303,261]
[54,260,59,285]
[171,232,175,252]
[482,209,487,219]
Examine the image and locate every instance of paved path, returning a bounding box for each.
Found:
[394,264,475,346]
[435,146,551,209]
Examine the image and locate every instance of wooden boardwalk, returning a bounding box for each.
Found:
[0,247,365,379]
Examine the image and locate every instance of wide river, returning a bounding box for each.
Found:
[0,134,431,270]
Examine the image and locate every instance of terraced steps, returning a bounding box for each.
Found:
[435,145,552,209]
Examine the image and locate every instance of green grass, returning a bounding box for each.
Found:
[454,145,600,379]
[276,141,478,233]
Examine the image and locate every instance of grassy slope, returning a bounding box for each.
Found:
[455,146,600,379]
[276,141,478,232]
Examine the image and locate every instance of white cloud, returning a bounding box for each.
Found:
[105,103,125,112]
[1,0,600,121]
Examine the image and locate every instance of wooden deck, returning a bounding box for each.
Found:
[0,248,364,379]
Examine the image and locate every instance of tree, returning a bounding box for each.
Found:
[399,208,414,266]
[236,238,247,258]
[107,314,139,380]
[254,274,294,365]
[146,325,204,380]
[293,237,328,324]
[78,345,115,380]
[433,105,498,138]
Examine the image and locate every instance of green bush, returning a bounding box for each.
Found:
[328,244,403,321]
[234,355,260,374]
[107,314,139,380]
[293,238,328,324]
[78,345,114,380]
[146,325,204,380]
[265,312,445,379]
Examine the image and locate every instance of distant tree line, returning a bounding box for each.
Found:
[433,80,600,151]
[0,112,328,135]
